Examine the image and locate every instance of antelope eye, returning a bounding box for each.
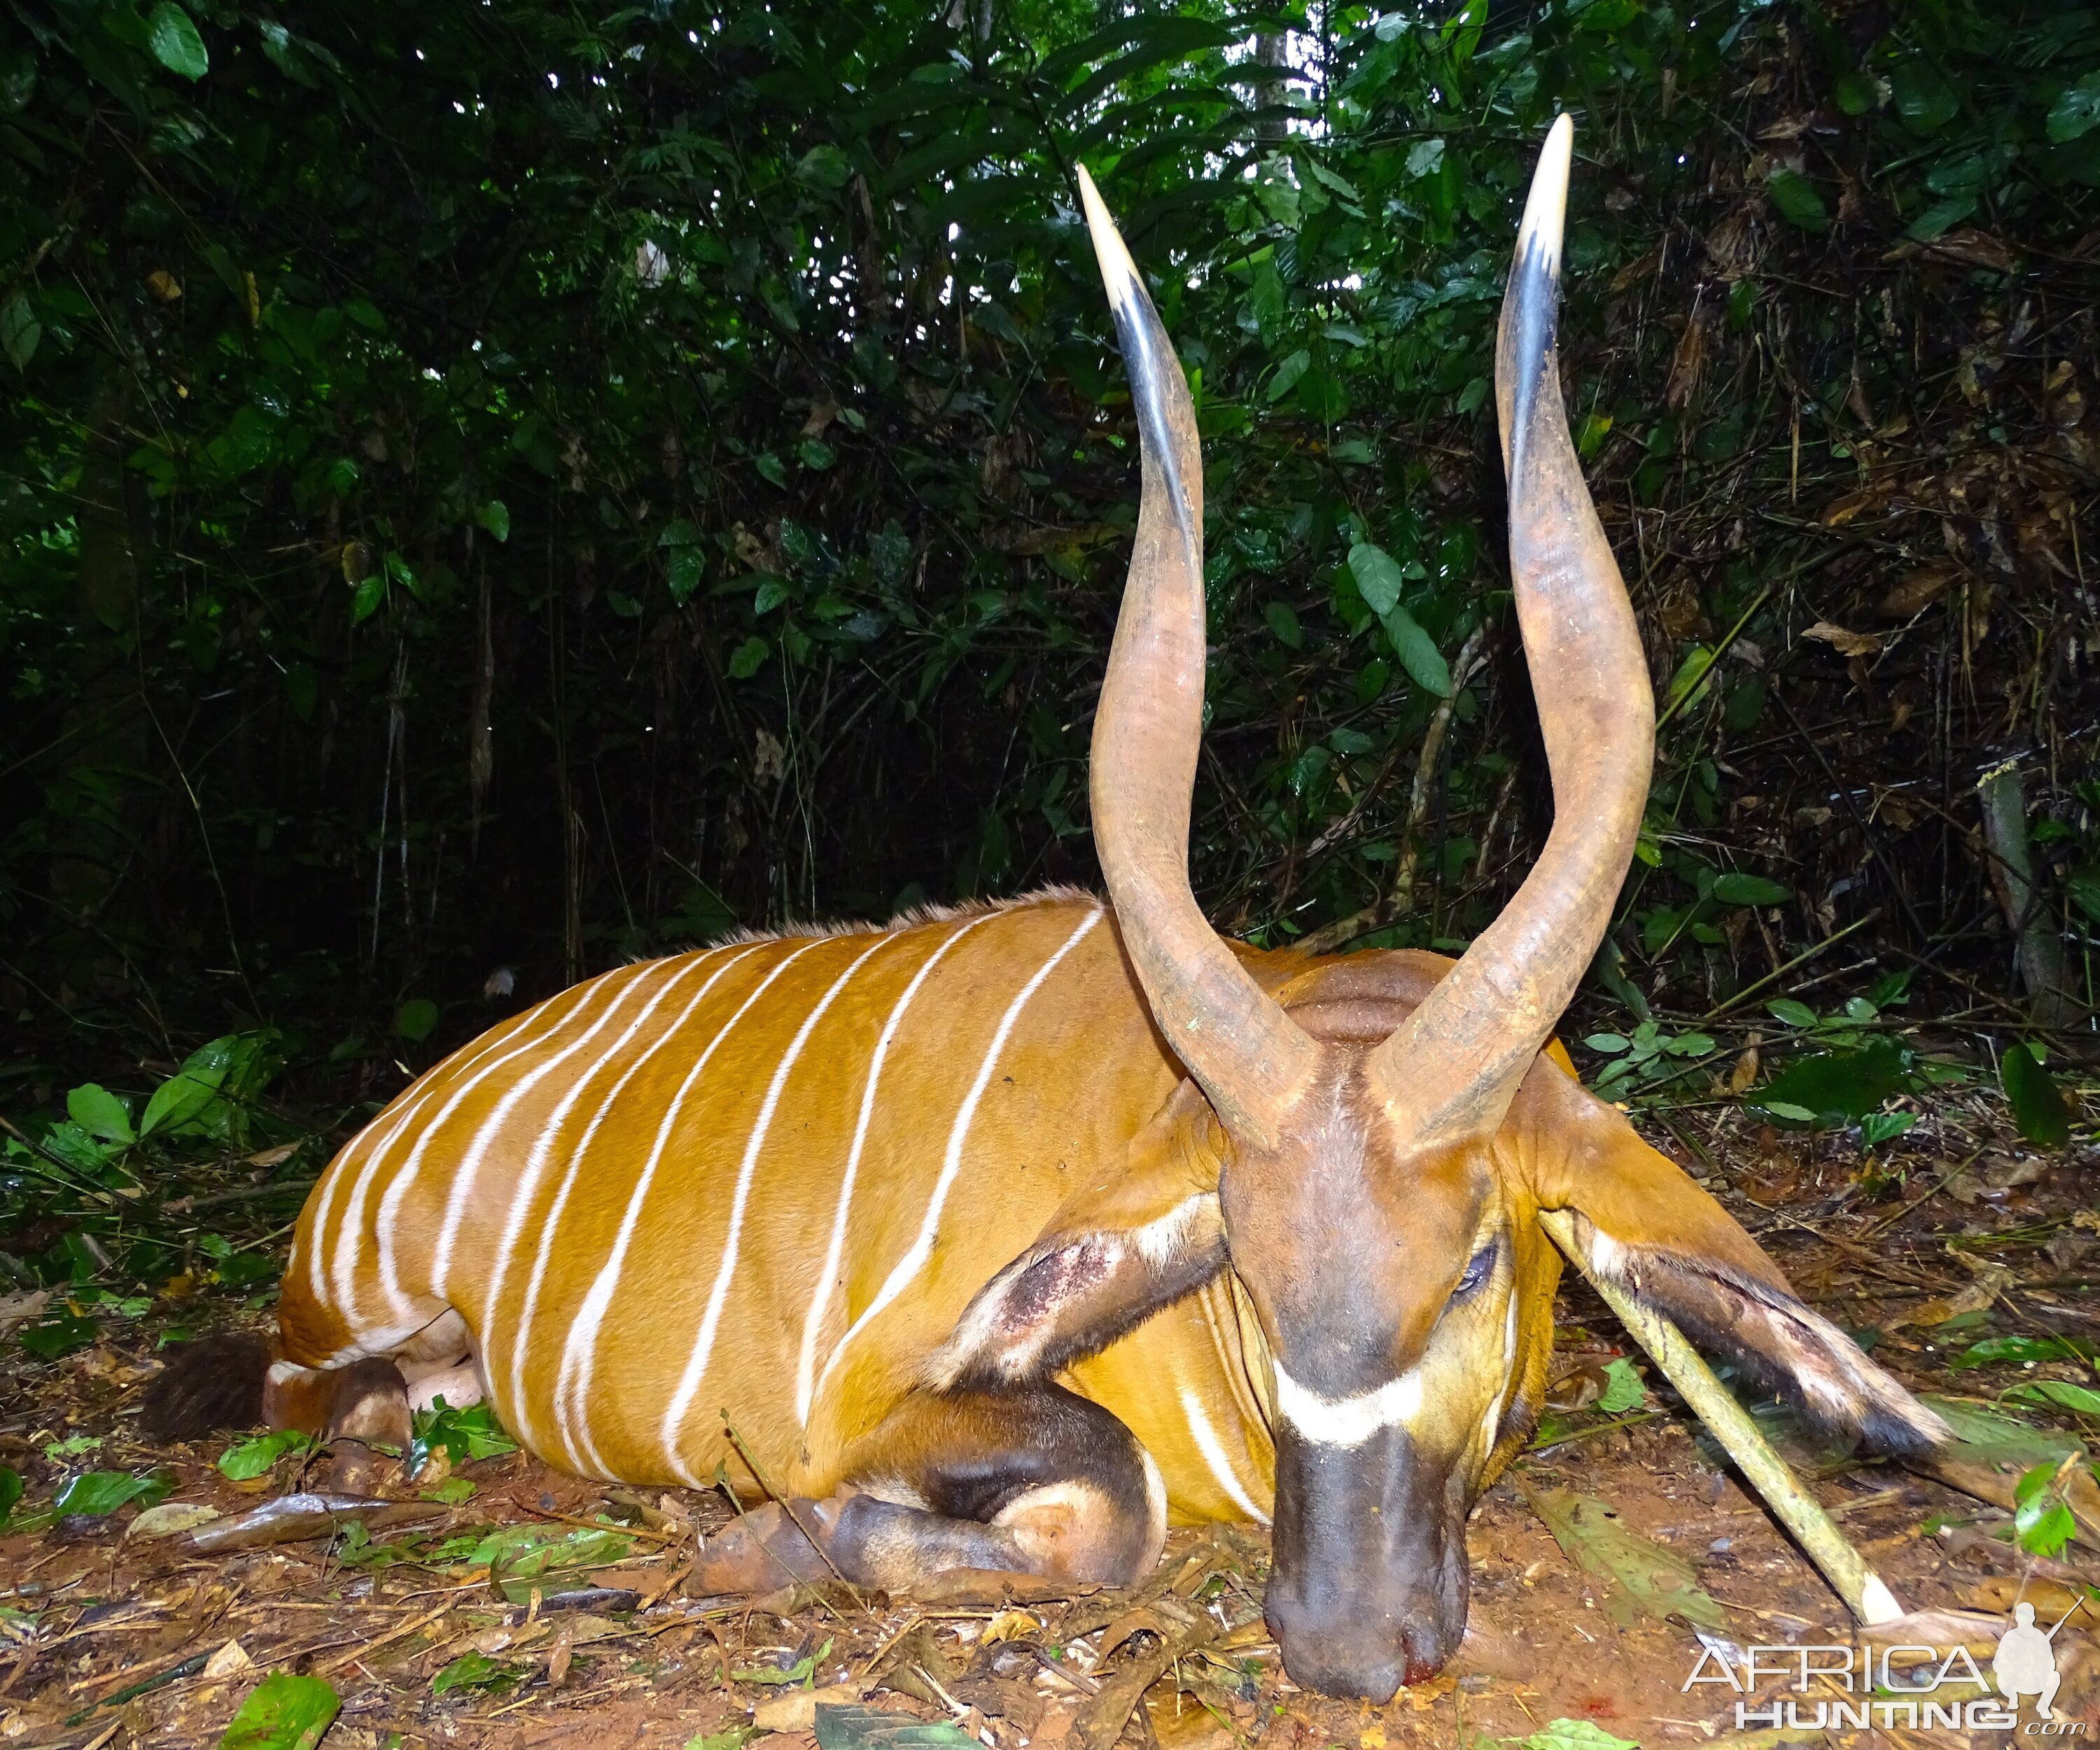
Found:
[1453,1244,1497,1298]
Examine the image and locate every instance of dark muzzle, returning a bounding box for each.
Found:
[1263,1423,1467,1700]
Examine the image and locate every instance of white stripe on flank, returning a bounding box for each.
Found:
[428,959,671,1301]
[794,913,996,1428]
[470,953,710,1429]
[556,939,825,1479]
[811,906,1102,1408]
[510,944,764,1457]
[371,979,615,1324]
[1180,1385,1269,1525]
[321,1007,549,1333]
[657,934,895,1483]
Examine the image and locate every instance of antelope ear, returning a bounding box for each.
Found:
[1511,1062,1947,1454]
[927,1082,1226,1390]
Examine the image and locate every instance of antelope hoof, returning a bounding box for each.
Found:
[324,1357,413,1454]
[692,1499,838,1593]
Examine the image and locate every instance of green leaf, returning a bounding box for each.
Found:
[1833,71,1877,116]
[2050,71,2100,144]
[284,662,317,722]
[2009,1380,2100,1416]
[54,1471,161,1516]
[1859,1111,1916,1148]
[734,1637,832,1685]
[139,1034,277,1140]
[1583,1033,1630,1056]
[1952,1334,2094,1370]
[1520,1723,1639,1750]
[425,1476,477,1505]
[2013,1462,2078,1558]
[668,547,705,603]
[66,1084,134,1146]
[813,1706,979,1750]
[1765,998,1818,1028]
[218,1428,314,1482]
[350,573,386,624]
[411,1399,519,1470]
[394,998,439,1042]
[1921,1394,2082,1468]
[1751,1040,1911,1126]
[220,1672,340,1750]
[1377,602,1449,698]
[475,500,510,542]
[1905,195,1977,241]
[1524,1486,1726,1630]
[0,293,40,371]
[470,1520,629,1588]
[1345,543,1409,617]
[1596,1359,1646,1415]
[1664,643,1715,711]
[0,1466,21,1525]
[1890,59,1959,136]
[432,1651,517,1696]
[1709,873,1791,907]
[20,1314,99,1359]
[754,452,788,489]
[1264,600,1303,650]
[1266,349,1310,403]
[146,2,209,80]
[2003,1043,2072,1149]
[693,1729,766,1750]
[728,636,770,680]
[1766,169,1828,232]
[796,145,853,190]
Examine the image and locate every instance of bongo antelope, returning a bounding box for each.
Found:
[150,120,1942,1699]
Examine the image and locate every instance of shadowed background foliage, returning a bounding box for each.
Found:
[4,0,2099,1132]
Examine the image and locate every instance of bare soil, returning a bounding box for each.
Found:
[6,1117,2100,1749]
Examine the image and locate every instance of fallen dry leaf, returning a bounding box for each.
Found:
[202,1639,252,1679]
[753,1682,862,1732]
[1960,1576,2100,1628]
[1878,564,1961,618]
[1802,620,1882,657]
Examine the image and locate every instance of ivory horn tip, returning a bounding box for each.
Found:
[1075,164,1142,321]
[1515,113,1573,284]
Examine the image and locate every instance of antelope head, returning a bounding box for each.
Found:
[1063,120,1946,1698]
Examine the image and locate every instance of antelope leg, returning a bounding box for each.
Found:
[694,1385,1167,1595]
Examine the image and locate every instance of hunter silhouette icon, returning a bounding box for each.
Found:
[1994,1599,2073,1719]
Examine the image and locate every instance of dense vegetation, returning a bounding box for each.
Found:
[4,0,2098,1161]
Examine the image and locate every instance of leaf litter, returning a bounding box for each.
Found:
[6,1077,2100,1747]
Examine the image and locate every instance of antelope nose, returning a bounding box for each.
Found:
[1265,1592,1408,1703]
[1287,1649,1407,1704]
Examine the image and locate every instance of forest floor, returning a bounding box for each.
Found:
[3,1097,2100,1749]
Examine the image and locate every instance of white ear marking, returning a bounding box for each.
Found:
[1273,1359,1424,1450]
[1133,1192,1216,1266]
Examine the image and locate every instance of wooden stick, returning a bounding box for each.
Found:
[1538,1209,1904,1626]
